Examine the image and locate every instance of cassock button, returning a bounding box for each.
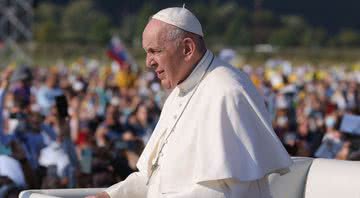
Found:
[173,115,177,119]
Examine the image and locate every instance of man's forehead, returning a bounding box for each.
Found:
[143,19,168,36]
[142,20,168,48]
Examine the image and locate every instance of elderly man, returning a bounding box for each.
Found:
[89,7,292,198]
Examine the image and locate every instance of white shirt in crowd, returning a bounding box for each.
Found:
[0,155,26,187]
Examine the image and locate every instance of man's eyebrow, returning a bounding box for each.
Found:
[144,46,163,52]
[143,46,152,52]
[143,42,155,51]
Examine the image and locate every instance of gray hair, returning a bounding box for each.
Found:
[164,25,206,52]
[165,26,187,47]
[168,28,186,40]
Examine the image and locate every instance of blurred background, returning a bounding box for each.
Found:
[0,0,359,197]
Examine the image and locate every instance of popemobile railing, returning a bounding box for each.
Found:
[19,157,360,198]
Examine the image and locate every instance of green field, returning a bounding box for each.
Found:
[1,43,360,68]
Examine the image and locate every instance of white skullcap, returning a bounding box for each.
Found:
[152,7,204,37]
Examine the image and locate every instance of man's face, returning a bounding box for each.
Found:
[142,19,184,89]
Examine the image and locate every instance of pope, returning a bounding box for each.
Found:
[87,6,292,198]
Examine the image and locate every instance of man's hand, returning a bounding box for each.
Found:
[1,67,13,89]
[1,67,13,81]
[85,191,110,198]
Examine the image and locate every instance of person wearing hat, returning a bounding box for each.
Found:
[88,7,292,198]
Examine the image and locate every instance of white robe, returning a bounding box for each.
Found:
[105,50,292,198]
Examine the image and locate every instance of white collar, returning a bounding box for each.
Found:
[177,50,213,95]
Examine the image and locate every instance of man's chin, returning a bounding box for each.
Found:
[161,80,172,90]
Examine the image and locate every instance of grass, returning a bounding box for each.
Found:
[1,43,360,68]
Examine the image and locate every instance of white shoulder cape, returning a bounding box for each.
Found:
[136,56,292,189]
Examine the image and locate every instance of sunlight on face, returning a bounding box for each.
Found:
[142,19,185,89]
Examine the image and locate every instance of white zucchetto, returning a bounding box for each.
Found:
[152,7,204,37]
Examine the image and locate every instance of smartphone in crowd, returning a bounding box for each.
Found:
[55,95,68,119]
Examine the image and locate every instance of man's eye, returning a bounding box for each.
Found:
[147,49,162,55]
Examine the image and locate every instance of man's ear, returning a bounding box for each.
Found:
[183,38,196,61]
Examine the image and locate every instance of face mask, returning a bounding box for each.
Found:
[316,118,324,127]
[325,116,336,128]
[31,104,40,113]
[309,119,317,131]
[6,100,14,109]
[8,119,19,135]
[304,106,312,116]
[277,116,288,127]
[122,108,132,117]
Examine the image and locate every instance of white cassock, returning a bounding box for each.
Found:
[105,50,292,198]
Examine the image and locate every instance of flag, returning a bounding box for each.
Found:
[107,36,132,70]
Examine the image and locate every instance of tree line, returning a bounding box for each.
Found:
[34,0,360,48]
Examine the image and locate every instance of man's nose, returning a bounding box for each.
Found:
[146,55,156,69]
[145,54,151,68]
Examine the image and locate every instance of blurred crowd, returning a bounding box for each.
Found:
[243,59,360,161]
[0,59,164,197]
[0,56,359,197]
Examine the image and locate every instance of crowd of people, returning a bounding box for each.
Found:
[243,59,360,160]
[0,60,164,197]
[0,56,359,197]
